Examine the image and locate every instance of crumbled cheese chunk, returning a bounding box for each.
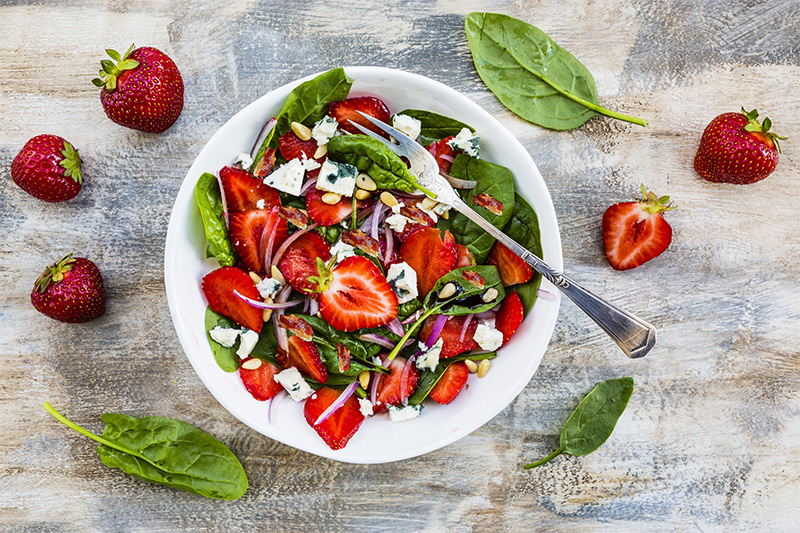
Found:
[415,338,443,371]
[236,329,260,359]
[301,154,321,172]
[388,404,422,422]
[386,262,419,304]
[473,324,503,351]
[330,240,357,265]
[256,199,266,209]
[416,203,438,223]
[234,152,253,169]
[448,127,480,158]
[311,115,338,146]
[274,367,314,402]
[372,356,383,366]
[358,398,374,417]
[316,159,357,196]
[392,114,422,140]
[256,277,282,300]
[264,158,305,196]
[390,202,405,214]
[432,202,451,217]
[386,213,413,233]
[209,326,240,348]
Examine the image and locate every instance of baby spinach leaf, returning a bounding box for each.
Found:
[43,403,248,500]
[464,13,647,130]
[204,307,240,372]
[250,68,353,171]
[438,154,515,263]
[503,193,543,317]
[316,224,342,244]
[423,265,505,316]
[409,352,498,406]
[194,172,235,267]
[396,109,473,145]
[397,299,423,320]
[524,377,634,469]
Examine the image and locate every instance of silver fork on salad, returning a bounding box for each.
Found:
[348,112,657,359]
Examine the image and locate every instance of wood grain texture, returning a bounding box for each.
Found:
[2,0,799,530]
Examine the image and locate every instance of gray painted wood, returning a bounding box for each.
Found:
[1,0,799,530]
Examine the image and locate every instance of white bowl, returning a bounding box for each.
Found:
[164,66,563,464]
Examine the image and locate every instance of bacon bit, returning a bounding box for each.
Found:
[341,229,381,257]
[399,205,434,226]
[336,343,351,373]
[279,206,309,229]
[462,270,486,289]
[253,148,277,178]
[472,192,503,216]
[278,314,314,341]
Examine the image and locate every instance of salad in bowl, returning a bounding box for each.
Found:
[165,67,562,463]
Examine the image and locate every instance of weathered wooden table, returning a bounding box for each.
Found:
[2,1,799,530]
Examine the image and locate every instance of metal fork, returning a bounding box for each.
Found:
[349,112,656,359]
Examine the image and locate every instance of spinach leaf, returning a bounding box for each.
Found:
[250,68,353,171]
[423,265,505,316]
[316,224,342,244]
[293,314,379,372]
[464,13,647,130]
[194,172,235,266]
[438,154,515,263]
[504,193,543,317]
[396,109,473,146]
[204,307,279,371]
[408,352,497,406]
[43,403,248,500]
[397,299,422,320]
[524,377,634,469]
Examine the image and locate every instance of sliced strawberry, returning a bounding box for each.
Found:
[201,266,263,333]
[454,244,476,268]
[318,256,398,332]
[303,387,365,450]
[495,291,524,345]
[278,231,332,297]
[253,147,277,178]
[420,315,479,358]
[278,130,318,161]
[329,96,391,135]
[486,241,534,287]
[399,227,457,298]
[306,188,365,227]
[429,361,469,405]
[239,358,283,401]
[373,356,419,414]
[426,136,456,173]
[219,166,280,212]
[277,335,328,384]
[229,210,288,275]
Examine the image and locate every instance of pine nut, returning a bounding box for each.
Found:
[241,358,263,370]
[380,191,398,207]
[262,299,273,322]
[438,282,457,300]
[313,144,328,159]
[359,370,371,389]
[291,121,312,141]
[271,265,286,285]
[248,272,262,284]
[356,173,377,191]
[355,188,372,200]
[477,359,491,378]
[421,197,438,210]
[441,210,450,220]
[465,359,479,373]
[321,192,342,205]
[482,287,499,303]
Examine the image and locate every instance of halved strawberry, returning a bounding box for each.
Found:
[426,136,456,173]
[201,266,263,333]
[277,335,328,384]
[454,244,476,268]
[239,358,283,401]
[278,231,331,297]
[429,361,469,405]
[495,291,523,345]
[316,256,398,332]
[486,241,533,287]
[219,166,280,212]
[399,227,457,298]
[373,356,419,414]
[306,188,365,227]
[420,315,479,358]
[278,130,318,161]
[229,210,288,275]
[303,386,365,450]
[329,96,391,135]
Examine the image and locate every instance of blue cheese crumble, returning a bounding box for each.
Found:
[274,367,314,402]
[264,158,305,196]
[311,115,338,146]
[236,329,260,359]
[330,240,357,265]
[473,324,503,351]
[415,338,443,371]
[358,398,374,417]
[256,277,282,300]
[448,127,480,158]
[234,152,253,169]
[386,262,418,304]
[388,404,422,422]
[316,159,357,196]
[209,326,240,348]
[392,114,422,140]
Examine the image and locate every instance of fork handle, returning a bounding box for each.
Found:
[450,198,656,358]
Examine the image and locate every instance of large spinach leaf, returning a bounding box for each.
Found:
[396,109,473,146]
[503,193,543,317]
[250,68,353,171]
[408,352,498,406]
[204,307,278,372]
[524,377,634,469]
[464,13,646,130]
[44,403,248,500]
[423,265,505,316]
[439,154,515,263]
[194,172,235,266]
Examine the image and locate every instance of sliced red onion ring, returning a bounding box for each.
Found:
[384,229,394,263]
[441,170,478,189]
[308,298,320,316]
[401,310,422,325]
[425,314,448,348]
[233,290,303,310]
[385,318,405,337]
[400,348,424,406]
[314,381,359,425]
[459,314,475,343]
[250,117,277,160]
[299,177,318,195]
[274,311,288,352]
[214,172,229,227]
[267,390,285,425]
[370,354,388,406]
[370,200,385,241]
[359,334,415,351]
[439,154,455,163]
[270,224,318,269]
[259,206,281,270]
[302,296,311,314]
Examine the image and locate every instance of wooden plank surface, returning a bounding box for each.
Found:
[1,0,799,530]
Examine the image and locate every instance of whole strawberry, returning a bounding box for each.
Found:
[11,135,83,202]
[92,44,184,133]
[694,108,786,184]
[31,254,106,323]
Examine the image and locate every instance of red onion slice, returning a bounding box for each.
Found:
[270,224,318,269]
[425,314,448,348]
[441,170,477,189]
[370,201,385,241]
[439,154,455,163]
[267,390,285,425]
[250,117,277,160]
[401,310,422,325]
[384,229,394,263]
[259,206,281,271]
[214,172,230,227]
[299,177,318,195]
[274,310,288,352]
[459,314,475,343]
[400,348,425,406]
[385,318,405,337]
[370,354,388,406]
[308,298,320,316]
[233,290,303,310]
[314,381,359,425]
[359,334,415,351]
